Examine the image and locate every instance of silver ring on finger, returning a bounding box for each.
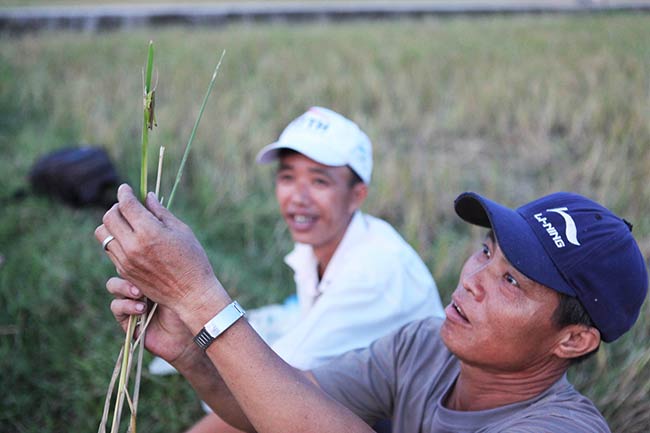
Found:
[102,235,115,251]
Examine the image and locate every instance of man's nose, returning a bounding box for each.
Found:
[290,182,311,205]
[461,261,488,302]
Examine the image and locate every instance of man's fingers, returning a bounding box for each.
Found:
[94,224,108,245]
[94,222,128,271]
[110,298,147,325]
[102,201,134,240]
[106,277,142,299]
[117,184,161,230]
[145,192,176,226]
[107,277,147,320]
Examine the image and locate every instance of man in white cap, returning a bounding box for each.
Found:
[181,107,444,432]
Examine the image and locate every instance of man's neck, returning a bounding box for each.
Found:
[313,214,356,279]
[315,241,340,280]
[445,359,569,412]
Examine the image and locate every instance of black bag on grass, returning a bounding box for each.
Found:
[28,146,120,208]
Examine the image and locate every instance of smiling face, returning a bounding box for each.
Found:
[441,231,565,372]
[275,151,367,269]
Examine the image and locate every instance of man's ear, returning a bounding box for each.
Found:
[553,325,601,360]
[348,182,368,213]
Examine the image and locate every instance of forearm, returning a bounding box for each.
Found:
[179,296,374,433]
[172,334,257,432]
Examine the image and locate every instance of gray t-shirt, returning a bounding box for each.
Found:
[312,318,610,433]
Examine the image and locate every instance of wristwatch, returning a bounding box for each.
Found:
[193,301,246,350]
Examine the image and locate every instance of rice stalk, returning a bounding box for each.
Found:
[101,40,155,433]
[155,146,165,199]
[128,48,226,365]
[166,49,226,210]
[141,40,155,201]
[98,348,124,433]
[115,330,138,431]
[132,304,158,350]
[128,311,147,433]
[124,141,166,433]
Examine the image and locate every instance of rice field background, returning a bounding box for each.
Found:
[1,13,650,432]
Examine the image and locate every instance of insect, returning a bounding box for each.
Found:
[143,70,158,130]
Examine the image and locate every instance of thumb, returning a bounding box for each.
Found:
[145,192,177,225]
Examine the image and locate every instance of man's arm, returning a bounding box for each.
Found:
[97,184,374,433]
[190,316,369,433]
[176,340,323,433]
[171,341,256,431]
[172,331,320,432]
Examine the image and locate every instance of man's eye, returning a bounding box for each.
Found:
[313,178,328,186]
[481,244,491,259]
[505,273,519,287]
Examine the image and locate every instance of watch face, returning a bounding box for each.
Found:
[205,320,222,337]
[205,302,246,337]
[195,302,246,350]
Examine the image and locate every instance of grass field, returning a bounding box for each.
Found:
[1,13,650,433]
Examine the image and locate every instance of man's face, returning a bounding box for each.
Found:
[441,232,563,371]
[275,152,366,258]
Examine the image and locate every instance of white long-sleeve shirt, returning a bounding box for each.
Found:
[264,211,444,370]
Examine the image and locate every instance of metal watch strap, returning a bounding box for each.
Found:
[193,301,246,351]
[193,328,215,350]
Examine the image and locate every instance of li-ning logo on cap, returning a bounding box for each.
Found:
[533,207,580,248]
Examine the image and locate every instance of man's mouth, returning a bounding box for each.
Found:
[293,214,316,224]
[452,300,469,323]
[287,213,318,231]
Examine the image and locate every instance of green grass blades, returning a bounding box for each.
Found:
[166,49,225,211]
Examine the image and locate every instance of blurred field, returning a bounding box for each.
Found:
[1,14,650,433]
[2,0,648,7]
[2,0,393,5]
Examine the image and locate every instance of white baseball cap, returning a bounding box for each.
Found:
[256,106,373,184]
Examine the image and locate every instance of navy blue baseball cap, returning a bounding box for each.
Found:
[454,191,648,342]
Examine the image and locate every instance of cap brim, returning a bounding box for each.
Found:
[256,139,348,167]
[256,142,283,164]
[454,192,576,297]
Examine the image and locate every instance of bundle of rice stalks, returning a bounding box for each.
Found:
[98,41,225,433]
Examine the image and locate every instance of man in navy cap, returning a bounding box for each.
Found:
[97,189,647,432]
